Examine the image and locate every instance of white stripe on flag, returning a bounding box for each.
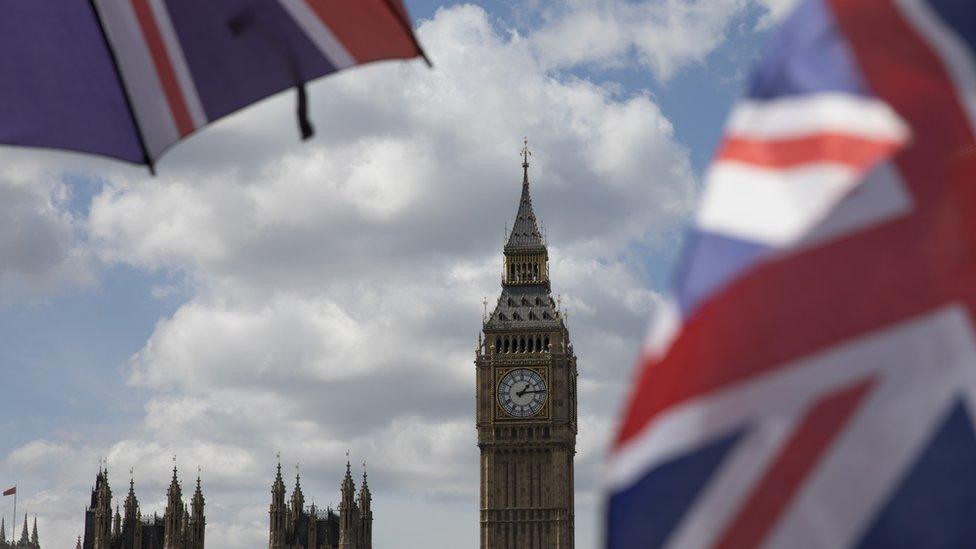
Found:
[768,305,976,547]
[602,304,973,494]
[277,0,356,69]
[726,93,909,142]
[147,0,207,129]
[665,416,796,549]
[93,0,179,158]
[696,162,859,246]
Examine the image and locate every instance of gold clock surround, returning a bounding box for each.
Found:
[493,365,551,421]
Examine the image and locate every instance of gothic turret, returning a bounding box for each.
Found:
[337,460,359,549]
[289,467,304,537]
[2,517,6,544]
[269,459,287,549]
[123,475,139,527]
[188,474,205,549]
[163,465,183,549]
[18,515,28,545]
[93,468,113,549]
[358,466,372,549]
[30,516,38,547]
[113,507,121,540]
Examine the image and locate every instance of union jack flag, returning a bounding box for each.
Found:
[1,1,424,167]
[606,0,976,547]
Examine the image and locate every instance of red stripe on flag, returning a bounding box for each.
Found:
[300,0,421,63]
[2,487,14,496]
[830,0,976,208]
[130,0,194,137]
[717,133,902,170]
[714,379,875,549]
[615,0,976,451]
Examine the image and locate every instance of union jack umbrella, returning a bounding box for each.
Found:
[0,1,426,171]
[606,0,976,547]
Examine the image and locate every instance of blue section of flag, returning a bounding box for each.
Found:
[748,0,867,100]
[927,0,976,60]
[673,230,769,315]
[163,0,339,122]
[607,430,742,549]
[0,2,144,163]
[858,401,976,549]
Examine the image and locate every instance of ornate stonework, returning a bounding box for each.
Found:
[268,458,371,549]
[81,465,205,549]
[476,143,577,548]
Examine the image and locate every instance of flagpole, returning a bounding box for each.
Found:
[11,485,15,544]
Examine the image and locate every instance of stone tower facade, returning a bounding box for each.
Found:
[267,457,372,549]
[476,143,577,548]
[81,466,205,549]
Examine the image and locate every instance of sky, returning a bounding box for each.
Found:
[0,1,798,547]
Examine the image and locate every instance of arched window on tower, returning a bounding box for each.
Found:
[495,339,501,353]
[504,338,510,352]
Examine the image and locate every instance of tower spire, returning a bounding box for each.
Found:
[505,139,544,251]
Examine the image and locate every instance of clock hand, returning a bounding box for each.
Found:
[515,383,532,397]
[521,389,546,395]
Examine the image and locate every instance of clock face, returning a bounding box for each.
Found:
[497,368,547,418]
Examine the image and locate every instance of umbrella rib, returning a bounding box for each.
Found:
[87,0,156,174]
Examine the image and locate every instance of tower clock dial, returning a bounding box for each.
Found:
[497,368,547,418]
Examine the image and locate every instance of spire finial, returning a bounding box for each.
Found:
[521,137,531,184]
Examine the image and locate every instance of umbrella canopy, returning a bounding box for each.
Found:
[0,0,426,171]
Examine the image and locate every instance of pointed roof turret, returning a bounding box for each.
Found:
[192,470,205,509]
[1,516,6,542]
[31,515,38,545]
[341,458,355,500]
[291,463,304,513]
[272,455,286,497]
[19,514,28,544]
[505,138,545,251]
[124,470,139,524]
[358,461,371,511]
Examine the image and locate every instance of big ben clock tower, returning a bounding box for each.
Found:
[476,141,577,548]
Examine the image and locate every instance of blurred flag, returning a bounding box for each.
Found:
[0,1,426,170]
[606,0,976,547]
[2,487,14,497]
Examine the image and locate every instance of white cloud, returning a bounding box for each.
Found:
[528,0,802,79]
[530,0,748,79]
[0,168,94,306]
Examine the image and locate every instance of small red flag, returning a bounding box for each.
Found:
[2,487,14,496]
